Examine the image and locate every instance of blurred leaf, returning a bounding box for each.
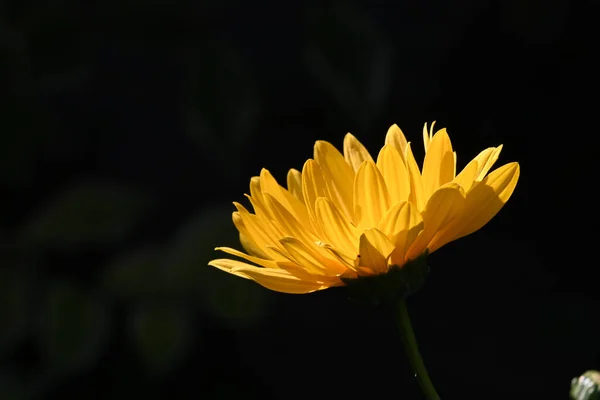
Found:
[162,206,269,327]
[0,372,25,400]
[303,4,393,129]
[101,245,165,300]
[37,281,110,374]
[0,269,29,355]
[128,304,192,377]
[181,40,261,175]
[20,183,150,250]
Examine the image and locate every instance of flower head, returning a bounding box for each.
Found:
[209,123,520,294]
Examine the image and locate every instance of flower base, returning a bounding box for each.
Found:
[341,250,430,307]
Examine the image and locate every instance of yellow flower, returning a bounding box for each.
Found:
[209,123,520,294]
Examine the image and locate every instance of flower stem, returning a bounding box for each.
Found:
[395,300,440,400]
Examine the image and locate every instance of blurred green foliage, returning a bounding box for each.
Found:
[128,304,192,377]
[20,184,150,250]
[0,1,585,398]
[37,282,110,374]
[0,269,28,355]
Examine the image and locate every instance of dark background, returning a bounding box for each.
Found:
[1,1,597,399]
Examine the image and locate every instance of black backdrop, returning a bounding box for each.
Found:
[1,1,597,399]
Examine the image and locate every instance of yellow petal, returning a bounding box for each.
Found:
[318,242,358,274]
[301,159,330,233]
[208,259,338,294]
[215,246,278,269]
[379,202,424,265]
[452,162,520,241]
[358,228,395,274]
[473,145,503,181]
[353,160,391,230]
[315,197,359,256]
[385,124,408,162]
[249,176,268,210]
[234,202,286,257]
[378,201,422,242]
[287,168,304,204]
[232,212,270,259]
[259,169,311,229]
[453,159,479,193]
[279,236,345,276]
[263,193,316,247]
[453,151,457,178]
[406,183,465,259]
[421,128,455,200]
[376,145,410,204]
[404,143,425,211]
[314,140,355,219]
[344,133,374,172]
[422,121,436,153]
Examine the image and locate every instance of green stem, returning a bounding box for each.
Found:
[395,300,440,400]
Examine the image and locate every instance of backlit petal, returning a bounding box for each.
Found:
[263,193,317,246]
[208,259,339,294]
[344,133,374,172]
[232,212,269,259]
[452,162,520,241]
[379,202,424,265]
[376,145,410,204]
[378,201,422,242]
[406,183,465,259]
[279,236,345,276]
[301,159,330,234]
[385,124,408,162]
[287,168,305,204]
[474,145,503,181]
[453,159,479,193]
[421,128,455,199]
[404,143,425,211]
[260,169,311,230]
[315,197,359,256]
[354,160,391,230]
[233,202,285,259]
[358,228,395,274]
[215,246,278,269]
[422,121,435,153]
[314,140,355,219]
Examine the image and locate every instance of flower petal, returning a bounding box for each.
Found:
[315,197,359,256]
[378,201,422,242]
[260,169,311,229]
[376,145,410,205]
[215,246,280,269]
[287,168,305,204]
[279,236,345,276]
[473,145,503,181]
[301,159,330,234]
[404,143,426,211]
[452,162,520,241]
[314,140,355,219]
[406,183,465,259]
[379,202,424,265]
[233,202,285,259]
[422,121,436,153]
[358,228,395,274]
[263,193,316,246]
[421,128,455,200]
[232,212,270,259]
[453,159,479,193]
[344,133,374,172]
[353,160,391,230]
[385,124,408,162]
[208,259,339,294]
[318,242,358,274]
